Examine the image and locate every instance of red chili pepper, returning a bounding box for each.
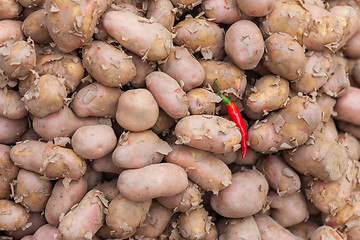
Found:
[215,79,247,159]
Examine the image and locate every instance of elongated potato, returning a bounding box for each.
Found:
[45,178,87,226]
[0,89,27,120]
[82,41,136,87]
[0,200,29,231]
[159,46,205,91]
[174,18,225,60]
[32,106,101,141]
[210,169,269,218]
[146,0,175,31]
[0,0,23,20]
[146,71,189,119]
[225,20,264,70]
[187,88,221,115]
[165,145,232,193]
[221,217,261,240]
[103,10,173,61]
[112,131,171,169]
[58,189,107,240]
[117,163,188,201]
[177,207,212,240]
[0,116,28,144]
[45,0,112,53]
[116,88,159,131]
[10,140,86,179]
[22,9,52,45]
[175,115,241,153]
[0,144,19,199]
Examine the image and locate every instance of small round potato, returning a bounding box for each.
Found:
[72,125,117,159]
[116,88,159,131]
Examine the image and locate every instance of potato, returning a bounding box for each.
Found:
[135,200,173,239]
[248,96,321,154]
[91,154,123,174]
[0,201,29,231]
[94,179,119,202]
[201,0,245,24]
[268,191,308,227]
[10,140,86,179]
[291,51,333,94]
[159,46,205,91]
[103,10,173,61]
[187,88,221,115]
[352,59,360,85]
[254,214,303,240]
[310,226,345,240]
[243,75,289,120]
[0,89,27,120]
[237,0,275,17]
[82,41,136,87]
[210,169,269,218]
[128,52,156,88]
[215,151,237,165]
[0,144,19,199]
[221,217,261,240]
[336,120,360,139]
[32,106,101,141]
[71,125,117,159]
[151,108,176,135]
[146,0,175,31]
[282,133,348,182]
[334,87,360,126]
[14,169,52,212]
[170,0,201,9]
[0,40,36,81]
[83,165,103,191]
[316,93,337,123]
[116,89,159,131]
[0,0,23,20]
[175,115,241,153]
[330,5,358,43]
[0,116,28,144]
[234,147,261,166]
[0,20,24,45]
[117,163,188,201]
[346,216,360,240]
[58,189,107,240]
[23,74,67,118]
[32,224,60,240]
[157,181,202,212]
[22,9,52,45]
[106,195,151,239]
[71,82,121,118]
[174,18,225,60]
[257,155,301,196]
[19,0,44,8]
[338,133,360,161]
[44,0,112,53]
[45,178,87,226]
[288,221,319,239]
[320,117,338,141]
[263,33,305,81]
[225,20,264,70]
[146,71,189,119]
[177,207,212,240]
[6,212,46,239]
[165,145,232,193]
[202,224,218,240]
[112,130,171,169]
[344,32,360,59]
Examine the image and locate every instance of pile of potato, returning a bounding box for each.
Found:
[1,0,360,239]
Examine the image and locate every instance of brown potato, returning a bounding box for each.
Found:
[146,71,189,119]
[103,10,173,61]
[177,207,212,240]
[174,18,225,60]
[22,9,52,45]
[187,88,221,115]
[225,20,264,70]
[19,0,44,8]
[151,108,176,135]
[82,165,103,191]
[0,144,19,199]
[94,179,119,202]
[237,0,275,17]
[0,0,23,20]
[0,89,27,120]
[116,88,159,131]
[82,41,136,87]
[117,163,188,201]
[91,154,123,174]
[128,52,156,88]
[310,226,345,240]
[10,140,87,180]
[159,46,205,91]
[344,32,360,59]
[210,169,269,218]
[288,221,318,240]
[0,200,29,231]
[6,212,46,239]
[0,116,28,144]
[112,130,171,169]
[146,0,175,31]
[170,0,201,9]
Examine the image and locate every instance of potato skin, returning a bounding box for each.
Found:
[0,200,29,231]
[72,125,117,159]
[159,46,205,91]
[225,20,264,70]
[310,226,344,240]
[6,212,47,239]
[103,10,173,61]
[175,115,241,154]
[177,207,211,240]
[146,0,175,31]
[165,145,232,194]
[128,52,156,88]
[10,140,86,179]
[221,217,261,240]
[201,0,245,24]
[334,87,360,126]
[338,132,360,161]
[45,178,87,226]
[237,0,275,17]
[0,89,27,120]
[92,154,123,175]
[112,131,171,169]
[187,88,221,115]
[210,169,269,218]
[0,116,28,144]
[82,41,136,87]
[146,71,189,119]
[174,18,225,60]
[117,163,188,201]
[0,0,23,20]
[344,32,360,59]
[0,20,24,45]
[32,224,60,240]
[22,9,52,45]
[0,144,19,199]
[45,0,112,53]
[151,108,176,135]
[116,88,159,131]
[58,189,107,240]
